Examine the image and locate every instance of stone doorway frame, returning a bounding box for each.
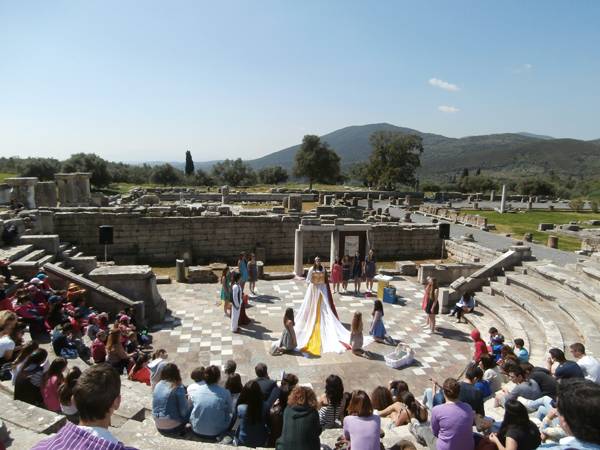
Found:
[293,223,372,276]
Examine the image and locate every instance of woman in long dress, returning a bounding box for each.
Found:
[294,257,352,356]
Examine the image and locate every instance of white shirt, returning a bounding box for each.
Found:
[187,381,206,397]
[78,426,119,444]
[577,355,600,383]
[0,335,15,359]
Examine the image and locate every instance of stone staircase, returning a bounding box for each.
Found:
[463,256,600,364]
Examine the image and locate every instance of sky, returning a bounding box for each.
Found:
[1,1,599,163]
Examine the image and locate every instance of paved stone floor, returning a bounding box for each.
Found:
[153,277,472,396]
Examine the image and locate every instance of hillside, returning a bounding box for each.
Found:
[245,123,599,180]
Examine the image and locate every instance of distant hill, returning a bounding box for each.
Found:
[244,123,599,180]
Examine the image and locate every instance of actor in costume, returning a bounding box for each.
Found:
[294,257,352,356]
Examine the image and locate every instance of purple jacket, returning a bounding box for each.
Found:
[32,422,138,450]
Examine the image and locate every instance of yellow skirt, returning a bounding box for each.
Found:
[302,293,322,356]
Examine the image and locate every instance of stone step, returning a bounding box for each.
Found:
[16,248,46,262]
[36,254,56,266]
[525,262,600,305]
[0,390,66,435]
[489,281,567,352]
[58,242,71,252]
[0,244,35,262]
[3,420,47,448]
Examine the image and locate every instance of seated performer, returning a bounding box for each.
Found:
[294,257,352,356]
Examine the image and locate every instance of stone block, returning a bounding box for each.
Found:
[395,260,418,276]
[19,234,60,255]
[187,266,219,283]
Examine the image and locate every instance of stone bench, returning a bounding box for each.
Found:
[0,391,66,434]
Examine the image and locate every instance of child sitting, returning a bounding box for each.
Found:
[514,338,529,363]
[272,308,297,355]
[488,327,505,361]
[91,329,107,363]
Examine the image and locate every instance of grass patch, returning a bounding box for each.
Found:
[463,210,600,251]
[0,173,17,183]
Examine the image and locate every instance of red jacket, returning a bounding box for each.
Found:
[471,329,489,362]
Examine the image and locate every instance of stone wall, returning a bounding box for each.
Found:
[582,237,600,253]
[52,211,442,265]
[419,205,488,229]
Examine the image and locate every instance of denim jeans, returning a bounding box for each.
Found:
[422,388,445,410]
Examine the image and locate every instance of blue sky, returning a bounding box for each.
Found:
[1,1,599,162]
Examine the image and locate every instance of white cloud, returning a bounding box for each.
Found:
[513,63,533,74]
[429,77,460,92]
[438,105,460,113]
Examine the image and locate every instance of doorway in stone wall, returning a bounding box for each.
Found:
[338,231,367,261]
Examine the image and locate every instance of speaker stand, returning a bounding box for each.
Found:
[440,239,445,263]
[104,244,108,263]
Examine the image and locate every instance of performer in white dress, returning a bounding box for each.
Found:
[294,257,352,356]
[231,272,242,333]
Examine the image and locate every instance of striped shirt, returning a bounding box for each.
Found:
[318,403,341,429]
[32,421,138,450]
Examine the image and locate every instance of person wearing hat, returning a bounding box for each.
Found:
[86,313,100,341]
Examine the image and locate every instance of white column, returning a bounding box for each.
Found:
[294,229,304,276]
[330,230,339,266]
[499,184,507,214]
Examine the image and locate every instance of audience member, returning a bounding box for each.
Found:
[317,374,344,429]
[378,391,428,426]
[470,329,489,363]
[92,329,108,363]
[389,380,410,401]
[412,378,474,450]
[14,348,47,406]
[514,338,529,363]
[32,364,138,450]
[495,365,541,407]
[489,399,541,450]
[267,373,298,446]
[522,363,557,400]
[538,379,600,449]
[41,357,68,412]
[107,328,133,374]
[189,365,233,439]
[480,354,503,393]
[276,385,321,450]
[342,390,381,450]
[569,342,600,384]
[128,353,151,386]
[148,349,168,389]
[151,363,191,435]
[370,385,394,412]
[225,372,243,407]
[254,362,276,401]
[10,340,39,384]
[235,380,268,447]
[187,366,206,396]
[59,366,82,423]
[547,348,585,381]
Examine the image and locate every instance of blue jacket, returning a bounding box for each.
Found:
[189,383,233,437]
[152,381,191,423]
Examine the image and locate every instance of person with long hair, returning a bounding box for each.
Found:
[0,311,18,375]
[235,380,268,447]
[238,252,249,293]
[148,348,168,389]
[370,386,394,412]
[225,372,243,408]
[267,373,299,446]
[341,255,351,293]
[10,340,39,384]
[378,391,428,426]
[220,265,232,317]
[370,300,387,343]
[106,327,132,375]
[479,354,503,393]
[350,311,369,358]
[41,357,68,412]
[351,253,363,295]
[276,386,321,450]
[489,399,541,450]
[152,362,191,435]
[424,278,439,333]
[330,257,343,294]
[231,271,243,333]
[364,249,377,293]
[189,365,233,439]
[247,253,258,295]
[14,348,48,406]
[318,374,345,429]
[128,352,151,385]
[342,390,381,450]
[273,308,297,355]
[58,366,82,423]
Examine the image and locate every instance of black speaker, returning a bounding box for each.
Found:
[439,223,450,239]
[99,225,114,245]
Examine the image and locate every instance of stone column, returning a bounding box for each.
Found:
[6,177,38,209]
[35,181,58,207]
[367,198,374,210]
[547,235,559,249]
[499,185,507,213]
[294,229,304,276]
[176,259,186,282]
[330,230,339,267]
[490,190,495,202]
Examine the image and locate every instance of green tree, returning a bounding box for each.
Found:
[150,164,183,186]
[364,131,423,190]
[569,198,585,212]
[193,168,216,186]
[457,176,497,193]
[185,150,195,176]
[62,153,111,188]
[19,158,61,181]
[258,166,289,184]
[293,135,341,190]
[211,158,257,186]
[346,163,369,187]
[518,178,556,196]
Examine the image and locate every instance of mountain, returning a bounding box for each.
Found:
[516,132,555,140]
[245,123,600,180]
